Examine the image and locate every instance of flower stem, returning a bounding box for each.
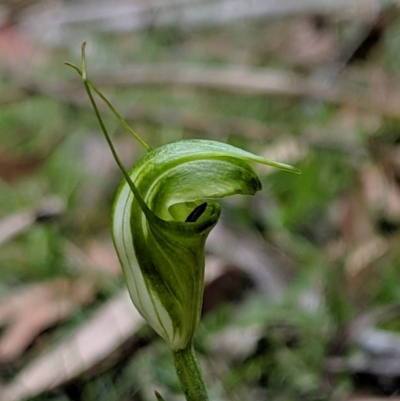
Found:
[172,342,209,401]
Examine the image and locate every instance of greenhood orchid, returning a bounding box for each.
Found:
[67,43,300,401]
[112,139,298,350]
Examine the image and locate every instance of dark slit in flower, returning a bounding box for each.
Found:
[185,202,208,223]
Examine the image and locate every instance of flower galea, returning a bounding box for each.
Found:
[112,139,298,350]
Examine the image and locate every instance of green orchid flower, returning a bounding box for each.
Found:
[112,139,297,350]
[67,43,300,401]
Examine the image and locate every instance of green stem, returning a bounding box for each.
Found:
[172,342,209,401]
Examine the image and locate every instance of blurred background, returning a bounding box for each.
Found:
[1,0,400,400]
